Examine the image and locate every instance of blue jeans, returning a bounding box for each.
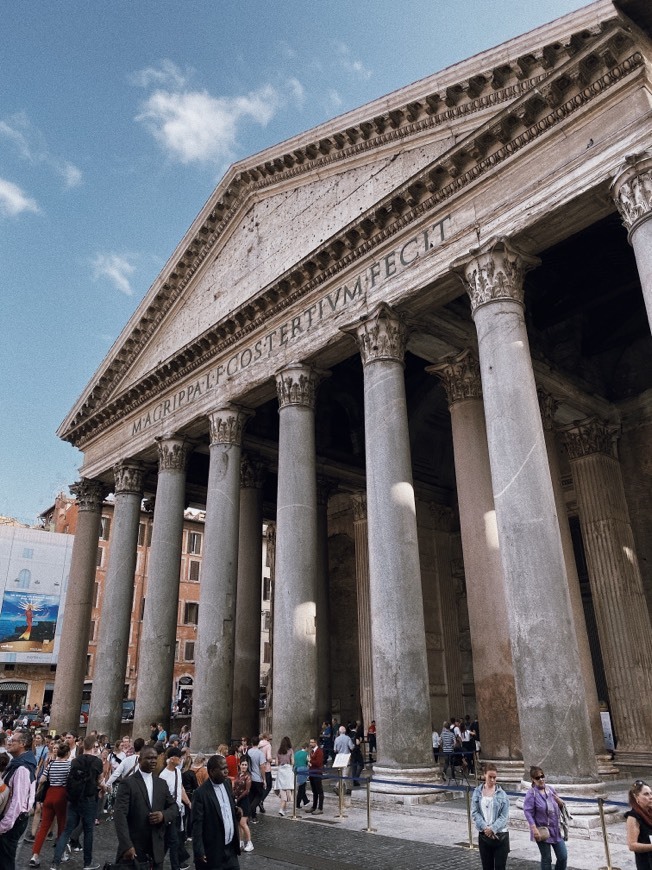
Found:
[537,838,567,870]
[53,796,98,866]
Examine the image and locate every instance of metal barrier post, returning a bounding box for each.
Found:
[462,785,478,850]
[290,767,299,821]
[363,775,376,833]
[597,797,621,870]
[336,768,347,818]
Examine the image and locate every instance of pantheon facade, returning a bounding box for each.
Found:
[54,0,652,791]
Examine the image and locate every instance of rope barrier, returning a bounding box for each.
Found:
[292,763,629,868]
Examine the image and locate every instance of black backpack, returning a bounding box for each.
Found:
[66,759,90,803]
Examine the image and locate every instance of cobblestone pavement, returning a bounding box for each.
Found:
[16,811,544,870]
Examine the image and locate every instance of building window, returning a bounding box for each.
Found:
[188,560,200,582]
[86,655,92,677]
[261,611,270,632]
[4,664,15,672]
[183,602,198,625]
[96,547,103,568]
[175,641,179,661]
[187,532,202,555]
[93,582,100,608]
[50,665,56,672]
[99,516,111,540]
[263,577,272,601]
[138,523,146,546]
[184,642,195,662]
[263,641,271,664]
[140,598,146,620]
[89,621,95,642]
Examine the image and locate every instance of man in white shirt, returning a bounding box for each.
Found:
[159,747,190,870]
[107,738,144,788]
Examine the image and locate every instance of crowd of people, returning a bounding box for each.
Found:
[0,716,649,870]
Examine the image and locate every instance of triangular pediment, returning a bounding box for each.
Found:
[60,0,643,447]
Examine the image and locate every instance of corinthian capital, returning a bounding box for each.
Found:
[113,460,145,495]
[240,454,267,489]
[561,417,616,461]
[155,435,191,472]
[208,406,252,446]
[341,302,409,366]
[70,479,108,512]
[451,236,540,316]
[611,152,652,235]
[350,492,367,523]
[426,349,482,407]
[537,387,559,432]
[275,362,324,410]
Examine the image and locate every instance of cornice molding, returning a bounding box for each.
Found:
[61,22,641,448]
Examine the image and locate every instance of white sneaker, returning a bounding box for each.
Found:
[240,840,244,849]
[29,859,40,868]
[244,841,254,852]
[278,809,285,816]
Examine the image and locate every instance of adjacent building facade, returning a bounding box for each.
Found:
[53,0,652,791]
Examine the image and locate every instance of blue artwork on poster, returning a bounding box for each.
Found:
[0,593,60,654]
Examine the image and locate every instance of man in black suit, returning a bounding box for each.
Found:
[192,754,240,869]
[113,745,178,870]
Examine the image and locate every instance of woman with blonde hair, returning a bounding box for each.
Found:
[470,762,510,870]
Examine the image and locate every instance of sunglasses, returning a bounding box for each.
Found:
[635,780,648,787]
[534,775,545,780]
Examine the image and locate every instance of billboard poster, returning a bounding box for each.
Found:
[0,527,73,664]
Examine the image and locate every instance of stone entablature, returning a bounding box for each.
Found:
[58,15,642,453]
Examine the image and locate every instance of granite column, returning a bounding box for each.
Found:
[193,407,250,752]
[351,493,374,732]
[316,478,334,725]
[232,454,266,741]
[88,461,144,739]
[133,435,190,738]
[452,238,599,785]
[51,479,107,735]
[562,418,652,765]
[612,151,652,332]
[428,351,521,765]
[272,362,322,747]
[342,303,436,788]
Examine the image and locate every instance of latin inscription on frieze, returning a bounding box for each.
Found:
[131,214,451,436]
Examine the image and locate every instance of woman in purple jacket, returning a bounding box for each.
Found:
[523,766,567,870]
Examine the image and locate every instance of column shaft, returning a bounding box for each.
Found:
[133,436,189,738]
[453,238,597,783]
[88,462,144,739]
[343,304,435,780]
[432,516,464,722]
[51,479,106,734]
[352,494,374,731]
[232,456,265,741]
[429,352,521,761]
[315,480,333,724]
[563,419,652,763]
[193,408,249,752]
[272,363,320,747]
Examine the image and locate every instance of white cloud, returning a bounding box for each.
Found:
[91,253,135,296]
[130,60,191,90]
[328,89,344,109]
[136,85,280,165]
[0,177,39,216]
[333,42,373,80]
[287,78,305,109]
[0,112,82,188]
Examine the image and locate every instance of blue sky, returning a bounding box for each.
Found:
[1,0,589,524]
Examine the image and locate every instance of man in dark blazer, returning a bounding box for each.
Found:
[113,745,178,870]
[192,754,241,869]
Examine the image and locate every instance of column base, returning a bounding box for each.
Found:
[614,748,652,768]
[596,753,619,778]
[516,779,612,816]
[370,764,441,798]
[481,759,524,784]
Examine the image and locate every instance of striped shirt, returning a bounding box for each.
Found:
[47,759,72,787]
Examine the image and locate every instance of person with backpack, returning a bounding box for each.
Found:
[51,735,103,870]
[0,729,37,869]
